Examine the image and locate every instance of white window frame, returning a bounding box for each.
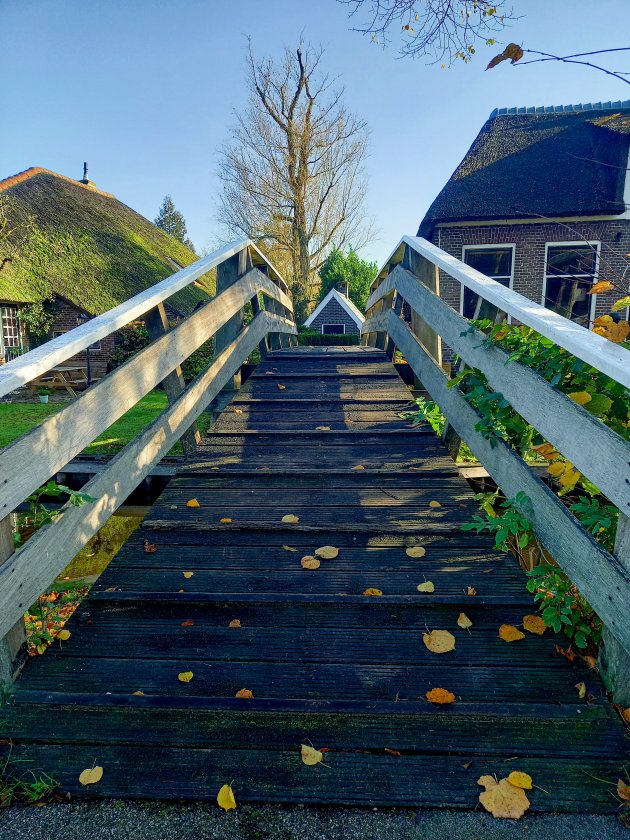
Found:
[461,244,516,321]
[321,323,346,335]
[542,240,600,328]
[1,305,21,355]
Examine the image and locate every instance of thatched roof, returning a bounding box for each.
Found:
[419,101,630,237]
[0,168,214,316]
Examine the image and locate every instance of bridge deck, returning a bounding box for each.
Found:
[1,347,625,811]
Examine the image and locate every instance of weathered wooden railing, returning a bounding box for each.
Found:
[362,235,630,703]
[0,239,296,685]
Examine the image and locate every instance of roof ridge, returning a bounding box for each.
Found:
[490,100,630,118]
[0,166,115,199]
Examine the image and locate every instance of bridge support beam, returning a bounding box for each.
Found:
[0,516,27,690]
[599,513,630,706]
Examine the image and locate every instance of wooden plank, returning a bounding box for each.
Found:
[599,513,630,704]
[0,269,291,519]
[0,742,619,810]
[385,310,630,656]
[380,264,630,514]
[367,235,630,389]
[214,248,247,394]
[404,244,442,366]
[144,302,200,457]
[0,312,294,640]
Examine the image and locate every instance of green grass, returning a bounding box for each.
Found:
[0,390,213,455]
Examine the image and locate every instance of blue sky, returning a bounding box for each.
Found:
[1,0,629,264]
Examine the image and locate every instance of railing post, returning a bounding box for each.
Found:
[385,292,403,360]
[250,291,269,359]
[144,303,201,458]
[403,244,442,368]
[214,247,249,389]
[598,513,630,705]
[0,515,27,689]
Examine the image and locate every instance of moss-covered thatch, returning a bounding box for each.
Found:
[0,168,214,316]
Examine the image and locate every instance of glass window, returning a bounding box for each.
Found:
[544,244,598,326]
[462,247,513,319]
[321,324,345,334]
[1,305,21,349]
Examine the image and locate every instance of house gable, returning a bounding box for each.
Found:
[304,288,364,334]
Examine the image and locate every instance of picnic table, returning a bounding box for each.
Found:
[32,365,89,397]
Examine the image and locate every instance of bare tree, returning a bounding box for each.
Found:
[216,41,375,320]
[340,0,516,64]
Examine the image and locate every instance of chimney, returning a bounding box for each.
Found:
[79,162,96,188]
[337,281,350,297]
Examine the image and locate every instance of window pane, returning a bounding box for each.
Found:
[464,248,512,278]
[322,324,345,334]
[546,246,596,277]
[543,277,591,325]
[1,306,20,348]
[462,278,510,320]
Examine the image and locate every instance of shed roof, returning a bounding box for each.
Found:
[419,101,630,237]
[304,287,364,328]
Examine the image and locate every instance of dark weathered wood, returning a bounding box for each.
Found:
[214,247,247,394]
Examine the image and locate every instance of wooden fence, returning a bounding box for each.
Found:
[362,235,630,704]
[0,240,296,684]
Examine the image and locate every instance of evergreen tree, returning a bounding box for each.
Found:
[155,195,195,252]
[318,247,378,312]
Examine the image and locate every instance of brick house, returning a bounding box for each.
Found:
[419,102,630,347]
[303,285,364,335]
[0,166,214,379]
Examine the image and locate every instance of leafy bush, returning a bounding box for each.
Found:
[298,328,359,346]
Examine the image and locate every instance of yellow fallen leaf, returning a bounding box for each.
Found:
[57,629,71,641]
[617,778,630,801]
[235,688,254,698]
[547,461,566,477]
[301,556,321,570]
[425,687,455,704]
[217,783,237,811]
[186,499,200,508]
[315,545,339,559]
[277,384,286,390]
[417,581,435,593]
[282,514,299,524]
[568,391,592,406]
[522,614,546,635]
[183,571,194,579]
[79,766,103,786]
[575,681,587,699]
[622,707,630,724]
[406,546,426,558]
[363,588,383,596]
[282,545,298,552]
[507,771,533,790]
[219,517,232,524]
[234,408,243,414]
[559,467,581,488]
[315,426,331,431]
[467,586,477,596]
[457,612,473,629]
[228,619,241,628]
[132,691,144,696]
[532,442,556,457]
[498,624,525,642]
[351,464,365,471]
[423,629,456,653]
[178,671,194,683]
[300,744,323,765]
[429,500,442,508]
[478,775,530,819]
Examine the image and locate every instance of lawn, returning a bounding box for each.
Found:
[0,390,213,455]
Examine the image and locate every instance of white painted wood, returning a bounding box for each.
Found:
[386,309,630,655]
[0,241,292,398]
[0,311,295,640]
[378,265,630,515]
[0,515,27,686]
[367,235,630,389]
[0,269,292,519]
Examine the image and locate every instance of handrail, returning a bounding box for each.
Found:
[0,240,296,681]
[362,234,630,700]
[0,239,288,399]
[368,235,630,389]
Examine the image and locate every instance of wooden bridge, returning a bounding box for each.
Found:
[0,237,628,812]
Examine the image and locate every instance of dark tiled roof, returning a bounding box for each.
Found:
[419,102,630,236]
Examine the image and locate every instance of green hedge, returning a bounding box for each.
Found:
[297,329,360,346]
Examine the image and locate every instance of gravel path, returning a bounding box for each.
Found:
[0,802,627,840]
